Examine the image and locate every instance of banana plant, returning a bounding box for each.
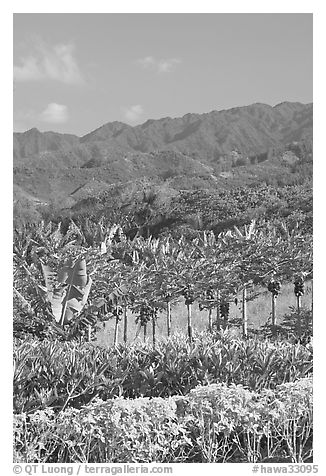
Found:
[40,257,92,326]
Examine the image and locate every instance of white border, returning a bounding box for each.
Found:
[3,2,324,474]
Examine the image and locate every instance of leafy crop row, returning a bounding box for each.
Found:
[13,334,313,414]
[14,378,312,463]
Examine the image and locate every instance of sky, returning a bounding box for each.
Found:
[13,13,313,136]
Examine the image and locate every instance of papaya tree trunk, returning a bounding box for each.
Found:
[152,315,156,348]
[271,293,277,330]
[187,304,193,342]
[143,323,147,342]
[216,290,221,331]
[166,301,171,337]
[297,294,302,339]
[223,306,229,330]
[208,308,213,333]
[113,314,119,347]
[242,287,248,338]
[123,306,128,344]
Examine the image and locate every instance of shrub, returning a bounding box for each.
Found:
[260,306,313,344]
[14,378,312,463]
[178,378,312,462]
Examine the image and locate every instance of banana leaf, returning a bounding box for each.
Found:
[41,263,57,291]
[50,287,66,322]
[59,258,91,325]
[40,263,66,322]
[62,276,92,323]
[41,258,92,325]
[13,287,33,313]
[57,258,87,287]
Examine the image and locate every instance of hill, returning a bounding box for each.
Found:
[13,101,312,224]
[78,101,312,160]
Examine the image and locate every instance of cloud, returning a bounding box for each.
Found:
[40,103,68,123]
[14,42,84,84]
[137,56,181,73]
[138,56,156,68]
[123,104,144,123]
[156,59,181,73]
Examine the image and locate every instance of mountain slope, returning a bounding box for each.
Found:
[79,101,312,160]
[14,102,312,162]
[13,101,313,217]
[13,128,80,160]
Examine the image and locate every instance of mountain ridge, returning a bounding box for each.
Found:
[14,101,312,150]
[13,101,313,223]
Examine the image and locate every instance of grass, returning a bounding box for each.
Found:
[96,281,313,347]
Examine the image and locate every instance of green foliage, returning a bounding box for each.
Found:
[16,182,312,239]
[14,200,43,228]
[14,378,312,463]
[13,312,67,342]
[13,140,313,465]
[13,334,312,414]
[13,213,312,348]
[179,378,312,463]
[261,306,313,343]
[282,306,313,340]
